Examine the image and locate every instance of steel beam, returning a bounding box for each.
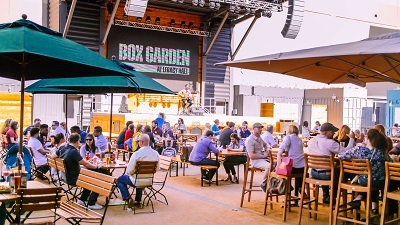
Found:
[204,11,229,56]
[63,0,77,37]
[231,13,260,60]
[102,0,121,45]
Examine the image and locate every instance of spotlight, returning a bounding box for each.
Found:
[234,6,241,14]
[155,17,160,24]
[214,2,220,10]
[209,1,215,9]
[178,0,183,3]
[106,1,113,14]
[123,13,128,18]
[170,19,176,26]
[136,17,142,22]
[250,8,256,15]
[245,7,250,14]
[230,5,235,12]
[145,16,151,23]
[198,0,205,7]
[192,0,198,6]
[180,21,186,28]
[262,10,272,18]
[171,0,177,2]
[188,22,194,29]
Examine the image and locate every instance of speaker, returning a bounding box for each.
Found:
[281,0,305,39]
[190,107,204,116]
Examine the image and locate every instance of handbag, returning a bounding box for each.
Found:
[267,177,286,195]
[276,157,293,177]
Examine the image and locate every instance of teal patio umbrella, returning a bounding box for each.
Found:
[29,66,174,140]
[0,17,130,158]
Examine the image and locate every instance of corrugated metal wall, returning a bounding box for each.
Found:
[204,24,231,114]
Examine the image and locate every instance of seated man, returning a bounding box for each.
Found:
[261,125,279,148]
[27,127,49,180]
[189,131,220,182]
[219,122,235,147]
[52,133,104,210]
[246,123,270,192]
[117,134,160,207]
[93,126,108,153]
[70,125,87,144]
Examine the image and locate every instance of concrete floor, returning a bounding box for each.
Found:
[15,162,340,225]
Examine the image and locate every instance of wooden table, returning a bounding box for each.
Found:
[214,150,247,185]
[101,160,127,175]
[177,133,199,143]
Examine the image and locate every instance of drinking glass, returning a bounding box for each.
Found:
[12,171,21,194]
[2,166,10,182]
[105,153,111,165]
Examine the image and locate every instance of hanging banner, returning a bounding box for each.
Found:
[107,26,199,82]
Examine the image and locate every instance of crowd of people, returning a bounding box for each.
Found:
[1,114,400,218]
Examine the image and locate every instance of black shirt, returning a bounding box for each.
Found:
[56,144,83,185]
[116,128,127,145]
[219,128,234,147]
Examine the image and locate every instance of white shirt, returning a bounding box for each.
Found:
[261,131,277,147]
[127,146,159,187]
[308,134,355,156]
[28,136,47,166]
[51,126,66,136]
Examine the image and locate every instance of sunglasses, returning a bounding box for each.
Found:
[86,139,93,141]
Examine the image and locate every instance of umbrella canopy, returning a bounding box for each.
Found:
[217,32,400,86]
[0,18,130,80]
[25,80,81,94]
[0,17,130,159]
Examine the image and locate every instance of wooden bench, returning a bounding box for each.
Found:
[54,169,116,225]
[190,164,219,186]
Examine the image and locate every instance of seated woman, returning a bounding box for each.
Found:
[338,128,391,214]
[277,125,304,193]
[189,131,220,182]
[334,125,352,147]
[79,134,98,159]
[223,133,247,183]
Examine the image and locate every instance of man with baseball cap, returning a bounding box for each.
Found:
[245,122,270,192]
[307,122,355,204]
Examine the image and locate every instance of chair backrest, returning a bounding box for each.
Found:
[47,155,57,171]
[76,169,115,198]
[135,161,158,175]
[159,155,172,171]
[268,150,278,173]
[341,159,371,176]
[54,157,66,173]
[15,187,62,213]
[385,162,400,183]
[304,153,335,172]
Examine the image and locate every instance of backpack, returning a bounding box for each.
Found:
[180,145,193,162]
[161,147,176,157]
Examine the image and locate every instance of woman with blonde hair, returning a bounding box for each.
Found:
[334,125,352,147]
[131,124,143,152]
[1,119,12,135]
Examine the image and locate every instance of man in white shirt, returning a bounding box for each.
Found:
[50,121,66,137]
[93,126,108,153]
[116,134,159,207]
[28,127,49,180]
[261,125,279,148]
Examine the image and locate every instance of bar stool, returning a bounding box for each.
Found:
[298,153,336,225]
[264,150,306,221]
[380,162,400,224]
[333,159,380,225]
[240,153,264,207]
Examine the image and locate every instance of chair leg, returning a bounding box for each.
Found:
[314,185,319,220]
[297,180,307,225]
[248,170,255,202]
[240,165,249,207]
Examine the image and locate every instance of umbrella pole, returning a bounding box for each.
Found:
[109,92,113,144]
[65,94,68,130]
[18,53,27,170]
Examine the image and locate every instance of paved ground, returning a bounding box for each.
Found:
[14,162,341,225]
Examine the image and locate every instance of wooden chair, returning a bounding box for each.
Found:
[380,162,400,224]
[125,161,158,214]
[240,153,264,207]
[54,157,81,202]
[47,155,59,186]
[298,154,335,225]
[333,159,380,225]
[54,169,116,225]
[27,146,50,184]
[145,155,172,205]
[264,150,305,221]
[11,186,62,225]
